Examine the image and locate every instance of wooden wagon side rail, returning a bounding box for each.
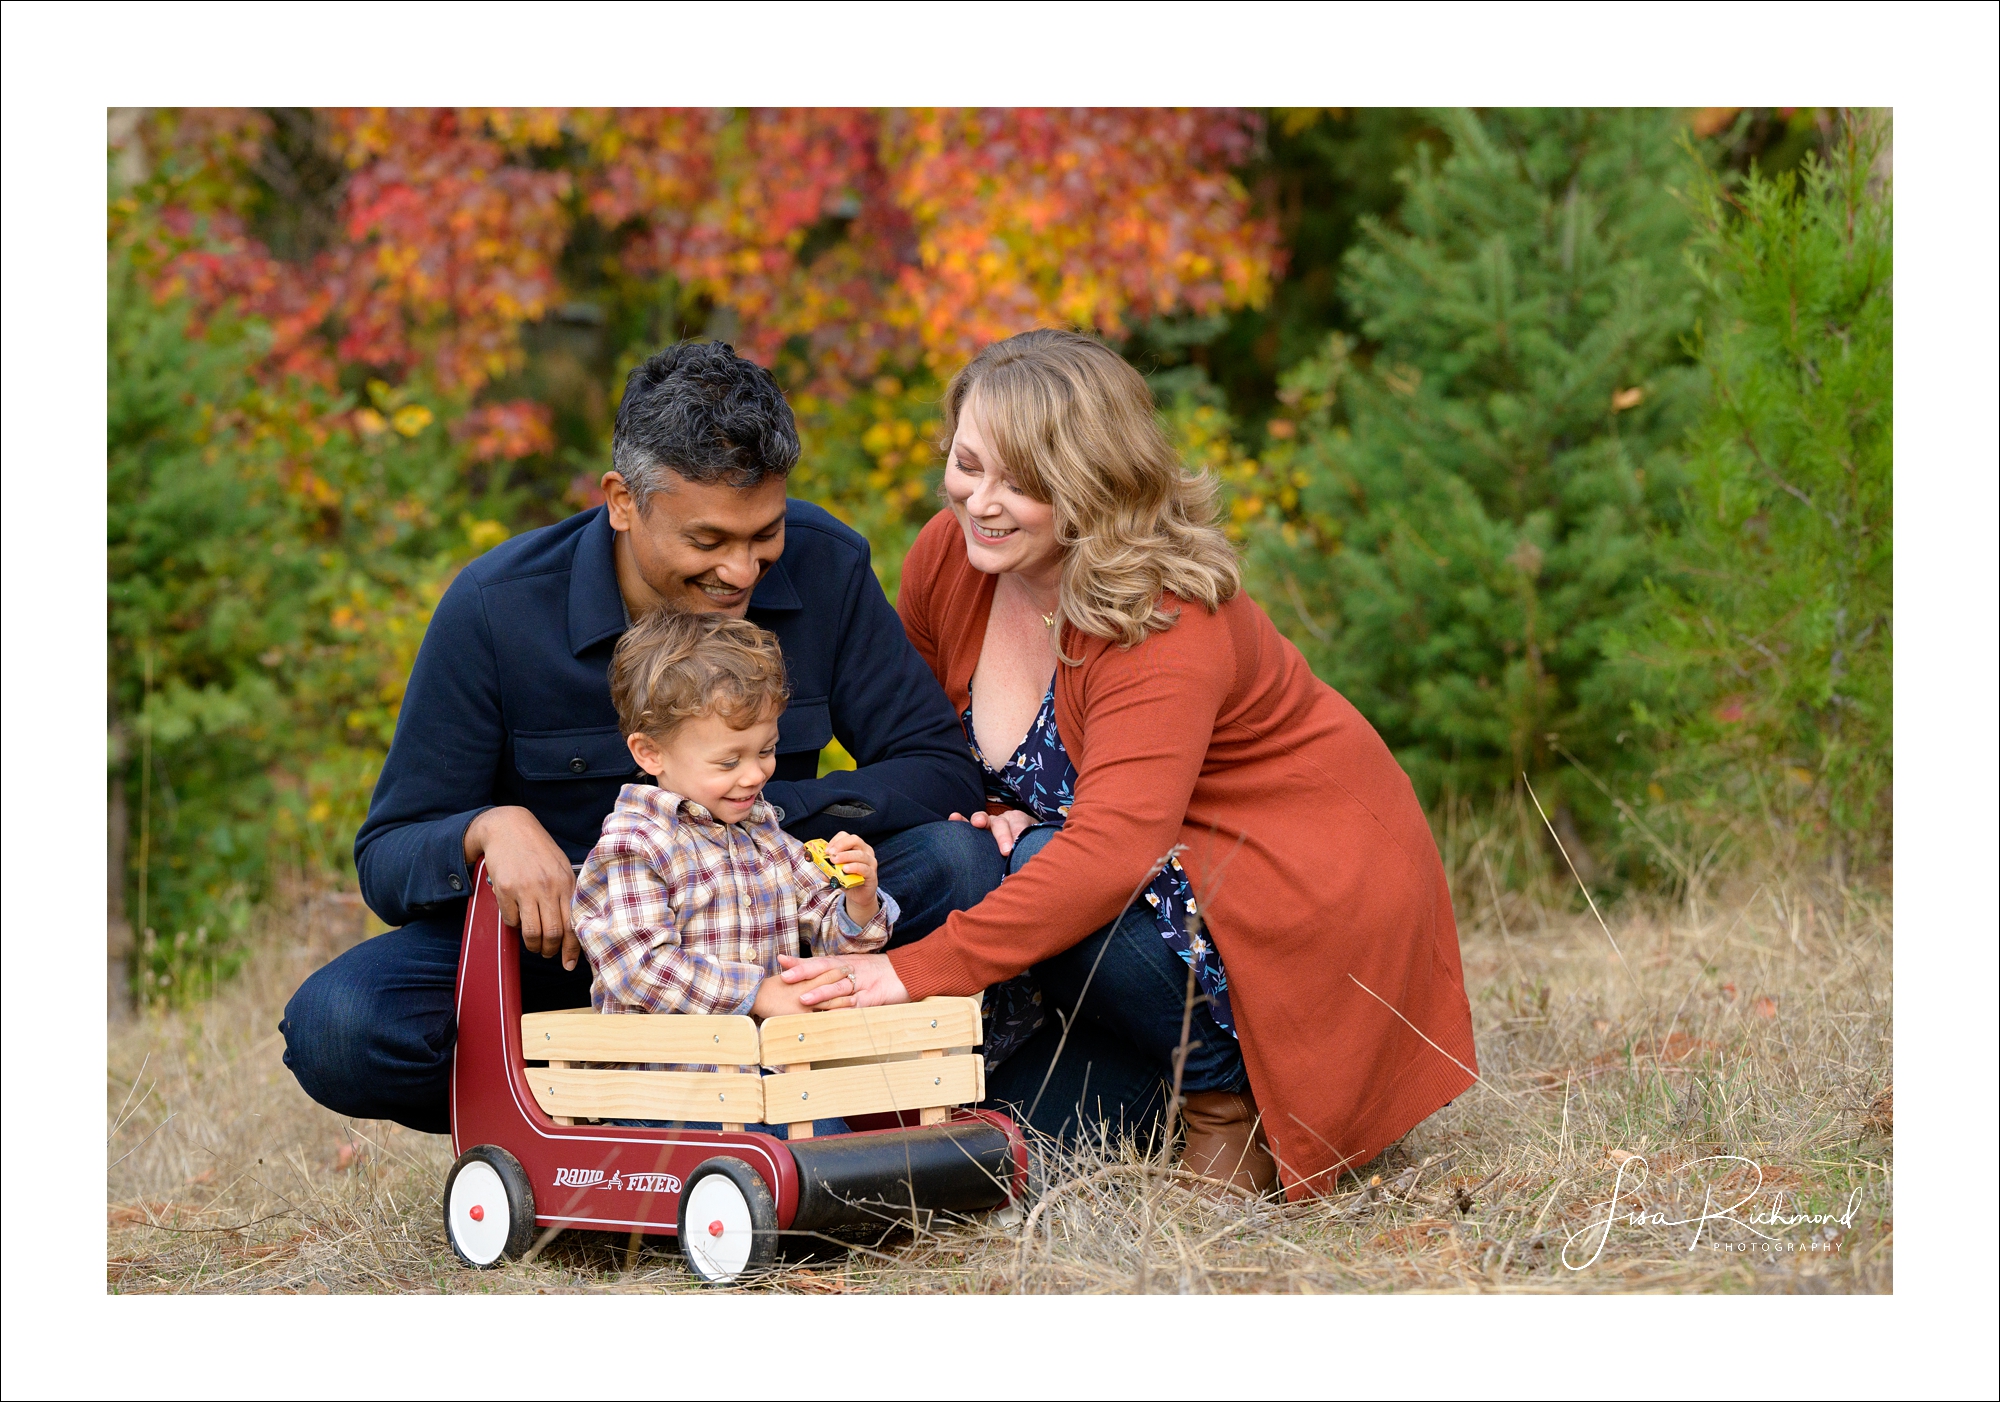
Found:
[520,1009,761,1130]
[757,998,981,1065]
[521,1008,760,1064]
[758,1055,984,1135]
[758,999,983,1138]
[526,1066,767,1124]
[516,997,984,1134]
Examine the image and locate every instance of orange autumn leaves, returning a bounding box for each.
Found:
[130,107,1280,419]
[597,106,1280,389]
[888,109,1277,373]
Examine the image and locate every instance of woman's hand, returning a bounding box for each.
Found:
[777,951,909,1009]
[751,967,855,1018]
[948,807,1036,857]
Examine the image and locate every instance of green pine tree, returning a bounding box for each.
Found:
[1615,112,1892,873]
[1246,109,1703,852]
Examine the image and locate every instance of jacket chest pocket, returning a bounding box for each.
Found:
[777,697,832,755]
[512,726,638,782]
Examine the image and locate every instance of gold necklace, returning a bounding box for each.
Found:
[1007,573,1058,630]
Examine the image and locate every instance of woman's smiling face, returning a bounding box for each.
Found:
[942,395,1060,581]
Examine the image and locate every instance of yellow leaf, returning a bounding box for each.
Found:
[391,405,434,437]
[466,519,509,552]
[1611,386,1646,412]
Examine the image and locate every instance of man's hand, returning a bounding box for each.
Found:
[948,807,1036,858]
[751,967,854,1019]
[465,806,581,970]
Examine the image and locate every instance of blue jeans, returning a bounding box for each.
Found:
[281,819,1005,1134]
[893,822,1249,1148]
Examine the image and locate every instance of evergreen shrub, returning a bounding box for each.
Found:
[1614,113,1892,874]
[109,239,485,999]
[1243,109,1705,875]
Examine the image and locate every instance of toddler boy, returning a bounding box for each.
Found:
[572,609,894,1133]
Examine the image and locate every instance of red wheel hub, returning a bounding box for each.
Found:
[708,1219,726,1237]
[468,1205,486,1221]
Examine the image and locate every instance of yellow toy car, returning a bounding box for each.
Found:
[803,837,865,890]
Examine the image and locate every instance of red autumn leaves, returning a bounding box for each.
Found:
[128,107,1281,455]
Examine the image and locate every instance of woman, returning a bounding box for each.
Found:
[782,330,1477,1199]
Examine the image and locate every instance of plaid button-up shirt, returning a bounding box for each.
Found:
[573,784,896,1019]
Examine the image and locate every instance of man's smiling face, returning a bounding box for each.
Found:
[604,470,788,618]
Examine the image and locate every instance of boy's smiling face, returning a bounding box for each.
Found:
[628,709,781,822]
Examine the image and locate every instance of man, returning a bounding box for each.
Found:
[281,341,994,1134]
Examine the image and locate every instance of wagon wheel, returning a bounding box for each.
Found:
[443,1145,537,1269]
[677,1157,778,1285]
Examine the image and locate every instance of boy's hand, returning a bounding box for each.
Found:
[751,967,854,1019]
[824,831,880,924]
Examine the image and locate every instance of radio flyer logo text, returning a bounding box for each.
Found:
[554,1168,683,1194]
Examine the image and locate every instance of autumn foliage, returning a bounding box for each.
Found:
[128,107,1278,428]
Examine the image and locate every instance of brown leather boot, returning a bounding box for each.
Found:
[1180,1089,1279,1196]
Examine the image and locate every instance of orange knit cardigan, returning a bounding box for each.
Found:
[886,510,1477,1197]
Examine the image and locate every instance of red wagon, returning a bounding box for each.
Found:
[443,860,1028,1283]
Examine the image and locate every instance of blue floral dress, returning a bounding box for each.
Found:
[964,681,1237,1069]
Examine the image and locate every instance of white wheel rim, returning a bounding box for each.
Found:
[449,1160,511,1266]
[684,1174,755,1281]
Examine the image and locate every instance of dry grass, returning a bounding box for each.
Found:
[107,859,1892,1295]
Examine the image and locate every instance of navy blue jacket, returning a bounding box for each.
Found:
[354,502,982,929]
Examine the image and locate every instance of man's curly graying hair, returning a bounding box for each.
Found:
[611,341,800,510]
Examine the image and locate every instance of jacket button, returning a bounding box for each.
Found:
[569,757,586,773]
[448,873,464,891]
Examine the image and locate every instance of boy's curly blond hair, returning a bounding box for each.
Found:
[609,608,791,742]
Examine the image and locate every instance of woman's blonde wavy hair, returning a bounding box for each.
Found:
[941,329,1241,654]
